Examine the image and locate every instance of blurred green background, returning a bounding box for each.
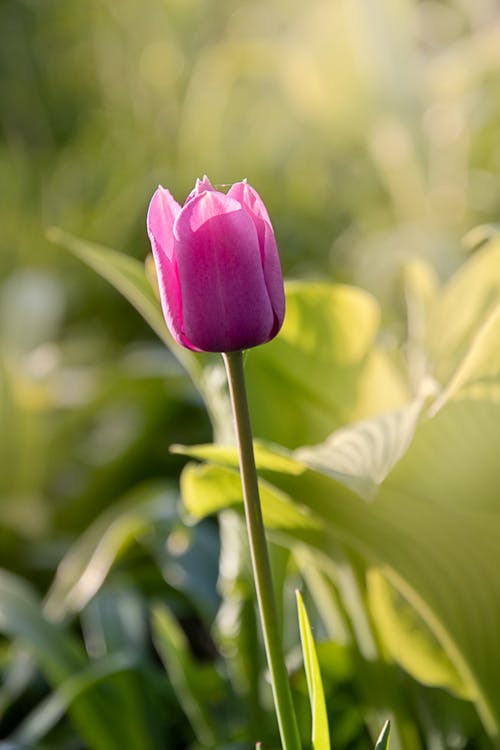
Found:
[1,1,500,748]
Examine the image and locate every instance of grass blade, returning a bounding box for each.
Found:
[296,590,330,750]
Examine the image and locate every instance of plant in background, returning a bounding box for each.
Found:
[6,203,500,749]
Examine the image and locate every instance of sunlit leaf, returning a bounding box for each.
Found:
[294,392,428,501]
[427,235,500,384]
[374,719,391,750]
[368,570,469,698]
[47,227,201,379]
[180,426,500,737]
[244,282,407,448]
[296,590,331,750]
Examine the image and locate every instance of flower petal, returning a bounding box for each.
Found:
[185,175,215,204]
[173,190,275,351]
[147,186,181,260]
[147,187,198,349]
[228,181,285,327]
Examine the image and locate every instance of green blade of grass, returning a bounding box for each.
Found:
[374,719,391,750]
[296,590,330,750]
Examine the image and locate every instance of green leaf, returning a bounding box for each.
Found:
[374,719,391,750]
[181,462,323,539]
[180,428,500,737]
[427,235,500,384]
[402,258,439,391]
[47,227,201,380]
[244,282,407,448]
[47,242,408,446]
[294,391,429,501]
[430,302,500,412]
[47,227,238,439]
[0,570,130,750]
[10,653,135,747]
[296,591,331,750]
[368,570,469,698]
[151,603,218,747]
[45,482,177,619]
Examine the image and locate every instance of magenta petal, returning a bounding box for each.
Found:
[147,186,181,260]
[186,175,215,204]
[173,191,275,351]
[228,181,285,327]
[228,180,273,227]
[147,187,198,349]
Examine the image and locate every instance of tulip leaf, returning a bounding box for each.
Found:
[296,590,331,750]
[47,227,202,379]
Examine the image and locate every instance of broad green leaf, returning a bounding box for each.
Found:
[181,431,500,736]
[430,302,500,412]
[244,282,407,448]
[47,227,202,381]
[45,483,177,619]
[151,604,218,747]
[81,589,161,750]
[296,590,331,750]
[374,720,391,750]
[10,653,135,747]
[427,235,500,384]
[0,570,87,686]
[172,441,303,475]
[0,570,133,750]
[294,392,428,501]
[181,462,324,538]
[368,570,469,698]
[386,399,500,513]
[402,258,439,391]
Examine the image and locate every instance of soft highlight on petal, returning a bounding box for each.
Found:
[147,187,181,261]
[228,181,285,328]
[147,187,195,349]
[186,175,215,203]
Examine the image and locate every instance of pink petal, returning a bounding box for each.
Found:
[173,190,275,352]
[147,187,199,349]
[228,181,285,328]
[147,186,181,260]
[185,175,215,204]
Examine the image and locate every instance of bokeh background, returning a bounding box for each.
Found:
[1,0,500,748]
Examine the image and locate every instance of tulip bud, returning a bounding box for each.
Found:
[146,177,285,352]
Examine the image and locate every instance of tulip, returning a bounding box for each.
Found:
[147,176,285,353]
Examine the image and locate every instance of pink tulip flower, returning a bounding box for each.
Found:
[147,176,285,352]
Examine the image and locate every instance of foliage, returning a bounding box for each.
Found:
[3,224,492,749]
[2,1,500,748]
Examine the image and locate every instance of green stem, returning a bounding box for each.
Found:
[223,351,302,750]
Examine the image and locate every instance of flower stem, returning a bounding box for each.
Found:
[223,351,302,750]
